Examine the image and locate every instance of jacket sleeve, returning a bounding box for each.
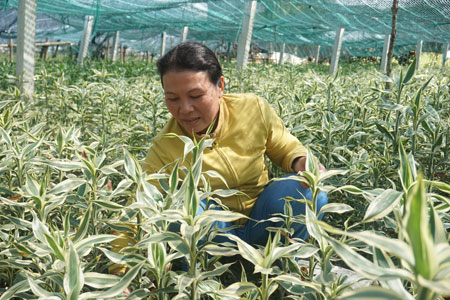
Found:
[256,96,307,172]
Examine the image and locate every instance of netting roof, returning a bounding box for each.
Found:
[1,0,449,57]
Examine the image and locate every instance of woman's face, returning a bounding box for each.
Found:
[162,70,224,134]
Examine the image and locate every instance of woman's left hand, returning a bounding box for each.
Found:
[292,156,325,188]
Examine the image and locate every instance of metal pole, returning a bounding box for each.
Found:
[181,26,188,42]
[77,15,94,66]
[111,31,120,61]
[380,34,391,72]
[314,45,320,64]
[236,0,257,70]
[329,28,345,75]
[443,43,449,68]
[161,32,166,57]
[16,0,36,97]
[416,40,422,71]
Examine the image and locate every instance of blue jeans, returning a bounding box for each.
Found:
[198,174,328,246]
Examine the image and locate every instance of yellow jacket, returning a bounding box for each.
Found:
[142,93,307,219]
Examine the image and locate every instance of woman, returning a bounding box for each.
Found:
[142,41,327,245]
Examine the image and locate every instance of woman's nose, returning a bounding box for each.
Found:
[179,100,194,113]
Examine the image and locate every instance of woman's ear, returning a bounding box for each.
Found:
[218,76,225,96]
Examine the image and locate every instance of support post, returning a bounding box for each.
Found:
[416,40,422,70]
[53,40,60,58]
[226,41,232,62]
[111,31,119,61]
[123,46,127,63]
[329,28,344,75]
[16,0,36,97]
[8,39,14,62]
[268,42,273,63]
[42,37,50,61]
[181,26,188,42]
[161,32,166,57]
[443,43,449,68]
[279,43,285,65]
[380,34,391,72]
[105,38,110,60]
[236,0,257,70]
[314,45,320,64]
[77,15,94,66]
[120,45,124,63]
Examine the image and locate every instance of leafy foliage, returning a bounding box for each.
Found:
[0,57,449,299]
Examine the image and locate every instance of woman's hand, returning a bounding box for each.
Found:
[292,156,326,188]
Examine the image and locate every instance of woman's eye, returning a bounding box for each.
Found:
[191,95,203,99]
[166,97,178,102]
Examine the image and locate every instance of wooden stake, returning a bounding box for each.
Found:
[8,39,13,62]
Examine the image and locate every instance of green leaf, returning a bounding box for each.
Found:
[137,232,184,247]
[375,124,394,142]
[412,76,432,110]
[27,276,55,298]
[64,240,84,300]
[429,205,447,244]
[197,209,247,224]
[374,249,415,300]
[363,189,403,223]
[425,180,450,195]
[57,127,64,153]
[73,206,92,243]
[74,234,117,257]
[169,160,180,194]
[21,139,41,159]
[94,200,124,210]
[44,232,66,261]
[318,169,348,182]
[404,173,437,279]
[222,282,256,296]
[95,261,144,298]
[305,148,319,176]
[32,212,51,244]
[124,148,137,181]
[43,160,83,171]
[338,286,405,300]
[84,272,120,289]
[0,126,12,147]
[275,274,324,296]
[50,178,85,195]
[319,203,353,215]
[226,234,263,266]
[403,58,416,85]
[0,280,29,300]
[398,140,416,192]
[320,223,414,266]
[305,204,326,245]
[417,276,450,295]
[198,263,233,281]
[25,174,40,198]
[203,244,240,257]
[293,244,319,259]
[328,237,412,280]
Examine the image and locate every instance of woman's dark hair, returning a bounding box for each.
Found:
[156,41,223,86]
